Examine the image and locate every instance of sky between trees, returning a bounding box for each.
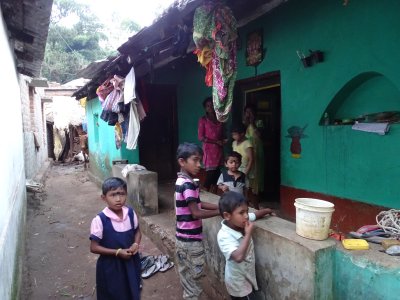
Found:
[41,0,173,84]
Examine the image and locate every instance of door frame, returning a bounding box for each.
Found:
[233,71,281,201]
[138,83,179,180]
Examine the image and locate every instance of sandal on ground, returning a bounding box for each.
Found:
[140,256,155,271]
[141,264,158,279]
[153,255,163,273]
[157,254,174,272]
[160,260,174,272]
[158,254,168,266]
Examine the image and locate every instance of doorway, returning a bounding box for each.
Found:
[233,71,281,202]
[138,84,178,180]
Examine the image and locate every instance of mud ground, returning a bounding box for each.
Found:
[21,163,184,299]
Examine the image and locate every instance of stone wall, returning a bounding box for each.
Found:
[20,76,48,179]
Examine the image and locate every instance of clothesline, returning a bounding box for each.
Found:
[95,66,147,150]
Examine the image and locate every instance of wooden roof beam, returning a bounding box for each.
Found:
[8,25,34,44]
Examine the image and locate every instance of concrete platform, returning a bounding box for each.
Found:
[137,180,400,300]
[112,164,158,215]
[141,184,337,299]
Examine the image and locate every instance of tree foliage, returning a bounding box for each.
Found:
[42,0,142,84]
[42,0,112,83]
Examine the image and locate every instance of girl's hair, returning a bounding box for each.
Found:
[102,177,127,195]
[225,151,242,163]
[244,104,257,114]
[231,123,246,134]
[176,142,203,160]
[218,191,247,217]
[202,96,212,108]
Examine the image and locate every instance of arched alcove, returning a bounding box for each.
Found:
[319,72,400,125]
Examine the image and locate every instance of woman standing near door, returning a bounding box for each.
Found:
[244,104,264,195]
[198,97,227,192]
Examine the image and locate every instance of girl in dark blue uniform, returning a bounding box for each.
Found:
[90,177,141,300]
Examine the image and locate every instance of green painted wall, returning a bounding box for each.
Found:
[86,98,139,181]
[244,0,400,209]
[158,0,400,209]
[154,56,214,145]
[315,247,334,300]
[334,250,400,300]
[177,57,215,144]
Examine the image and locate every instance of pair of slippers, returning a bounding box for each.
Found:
[141,254,174,279]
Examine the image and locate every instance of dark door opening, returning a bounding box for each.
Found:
[46,122,55,160]
[138,84,178,180]
[233,71,281,202]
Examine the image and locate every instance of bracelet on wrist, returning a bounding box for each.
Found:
[115,248,122,257]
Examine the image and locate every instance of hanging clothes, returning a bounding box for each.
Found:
[96,77,114,102]
[193,1,238,122]
[124,67,136,105]
[135,98,146,121]
[115,122,123,150]
[126,101,140,150]
[123,66,144,149]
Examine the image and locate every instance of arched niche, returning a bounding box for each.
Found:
[319,72,400,125]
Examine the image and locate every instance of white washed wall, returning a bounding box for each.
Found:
[20,76,48,179]
[0,13,27,300]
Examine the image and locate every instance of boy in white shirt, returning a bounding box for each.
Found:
[217,192,273,299]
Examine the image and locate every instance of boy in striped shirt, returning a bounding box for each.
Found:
[175,143,220,300]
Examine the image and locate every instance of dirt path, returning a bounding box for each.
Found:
[22,163,183,299]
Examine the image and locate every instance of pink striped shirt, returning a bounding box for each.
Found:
[175,173,203,241]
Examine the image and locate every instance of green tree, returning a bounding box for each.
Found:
[42,0,142,83]
[41,0,111,83]
[121,19,141,33]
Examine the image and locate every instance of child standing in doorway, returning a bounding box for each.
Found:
[231,124,258,208]
[217,192,274,300]
[175,142,220,300]
[90,177,141,300]
[217,151,246,195]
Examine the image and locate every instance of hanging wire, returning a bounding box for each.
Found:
[51,26,86,66]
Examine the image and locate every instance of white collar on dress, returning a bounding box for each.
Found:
[103,206,128,222]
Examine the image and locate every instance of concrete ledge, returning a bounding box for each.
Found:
[142,184,400,299]
[334,243,400,299]
[200,190,336,300]
[112,164,158,215]
[139,212,176,258]
[142,188,337,299]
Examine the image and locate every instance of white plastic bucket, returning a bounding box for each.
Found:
[294,198,335,240]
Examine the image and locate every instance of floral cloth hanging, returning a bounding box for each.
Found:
[193,1,237,122]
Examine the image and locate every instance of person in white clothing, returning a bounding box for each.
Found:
[217,192,274,300]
